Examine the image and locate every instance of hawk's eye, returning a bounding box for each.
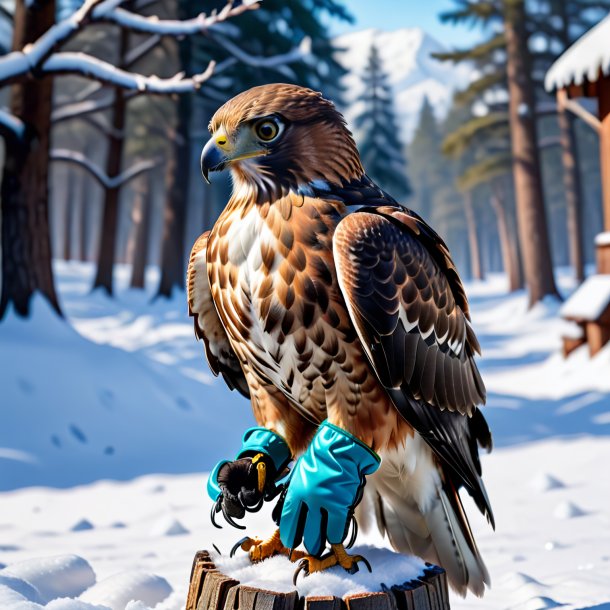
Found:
[254,118,281,142]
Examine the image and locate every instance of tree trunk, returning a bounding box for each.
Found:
[556,1,585,282]
[504,0,560,306]
[157,73,191,298]
[92,28,129,295]
[78,167,90,262]
[464,191,484,280]
[491,180,523,292]
[130,177,152,290]
[63,169,76,261]
[0,0,60,319]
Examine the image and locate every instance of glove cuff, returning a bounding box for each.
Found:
[207,459,230,501]
[237,426,292,474]
[318,420,381,475]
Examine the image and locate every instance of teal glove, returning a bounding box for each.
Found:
[208,427,291,529]
[279,421,380,556]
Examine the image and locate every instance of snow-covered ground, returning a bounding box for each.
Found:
[1,263,609,609]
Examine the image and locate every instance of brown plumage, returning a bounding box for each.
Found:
[189,84,493,596]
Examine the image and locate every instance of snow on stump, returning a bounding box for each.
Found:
[185,550,450,610]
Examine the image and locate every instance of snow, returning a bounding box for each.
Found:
[594,231,610,246]
[1,264,610,609]
[559,274,610,320]
[334,28,473,142]
[545,14,610,91]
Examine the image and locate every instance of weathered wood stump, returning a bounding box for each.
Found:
[185,550,450,610]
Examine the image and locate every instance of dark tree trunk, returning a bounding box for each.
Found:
[130,177,152,290]
[464,191,484,280]
[92,28,129,295]
[78,167,90,262]
[504,0,560,306]
[157,77,191,298]
[0,0,60,319]
[63,169,76,261]
[559,110,584,282]
[491,180,524,292]
[556,1,585,282]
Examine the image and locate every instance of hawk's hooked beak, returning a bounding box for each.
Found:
[200,137,228,185]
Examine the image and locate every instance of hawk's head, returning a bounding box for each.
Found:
[200,83,364,202]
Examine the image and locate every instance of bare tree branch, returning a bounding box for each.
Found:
[208,32,312,72]
[93,0,259,35]
[43,52,216,93]
[125,33,161,68]
[51,148,157,189]
[52,93,130,123]
[0,0,258,87]
[81,113,125,138]
[0,107,25,141]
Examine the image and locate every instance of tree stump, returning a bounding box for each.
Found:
[185,551,450,610]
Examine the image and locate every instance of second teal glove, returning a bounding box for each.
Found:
[279,421,380,556]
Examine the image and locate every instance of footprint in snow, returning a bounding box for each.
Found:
[553,500,588,519]
[71,519,94,532]
[69,424,87,444]
[529,472,566,492]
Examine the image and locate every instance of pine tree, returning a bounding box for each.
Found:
[408,97,442,221]
[439,0,559,305]
[353,43,410,197]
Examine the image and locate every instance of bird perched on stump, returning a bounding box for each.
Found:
[188,83,494,597]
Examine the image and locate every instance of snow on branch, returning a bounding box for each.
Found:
[51,149,157,189]
[92,0,259,36]
[43,52,216,93]
[0,0,258,87]
[0,107,25,141]
[52,93,127,124]
[209,32,312,71]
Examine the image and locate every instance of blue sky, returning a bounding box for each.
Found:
[330,0,482,47]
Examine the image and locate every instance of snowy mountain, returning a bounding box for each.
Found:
[334,28,472,143]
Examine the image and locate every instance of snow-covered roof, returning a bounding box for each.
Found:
[560,275,610,321]
[595,231,610,247]
[545,14,610,92]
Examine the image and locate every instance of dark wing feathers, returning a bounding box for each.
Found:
[334,209,485,414]
[333,207,494,527]
[188,231,250,399]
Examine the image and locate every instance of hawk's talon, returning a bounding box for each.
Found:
[292,544,372,583]
[221,503,246,530]
[346,516,358,550]
[293,558,310,585]
[230,536,254,558]
[239,490,265,513]
[211,498,223,529]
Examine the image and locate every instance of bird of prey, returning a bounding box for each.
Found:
[189,83,494,597]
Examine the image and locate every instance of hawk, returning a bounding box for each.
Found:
[188,84,494,597]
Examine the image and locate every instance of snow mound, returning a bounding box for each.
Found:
[553,500,587,519]
[0,574,44,604]
[70,519,95,532]
[149,516,189,537]
[79,572,171,610]
[214,546,426,598]
[529,473,565,492]
[509,596,563,610]
[1,555,96,603]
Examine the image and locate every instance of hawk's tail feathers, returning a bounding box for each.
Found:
[359,456,490,597]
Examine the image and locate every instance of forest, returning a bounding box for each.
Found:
[1,0,608,320]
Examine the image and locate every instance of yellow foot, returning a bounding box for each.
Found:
[231,529,307,563]
[293,544,372,584]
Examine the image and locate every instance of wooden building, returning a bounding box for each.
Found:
[546,16,610,357]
